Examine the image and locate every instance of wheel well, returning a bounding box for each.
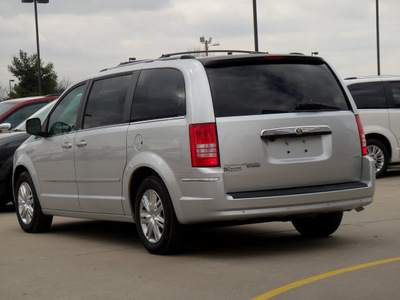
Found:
[13,166,29,188]
[11,166,29,203]
[129,167,161,215]
[365,133,392,159]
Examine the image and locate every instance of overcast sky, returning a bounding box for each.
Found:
[1,0,399,93]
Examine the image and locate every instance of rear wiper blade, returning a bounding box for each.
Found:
[295,102,341,111]
[261,109,289,114]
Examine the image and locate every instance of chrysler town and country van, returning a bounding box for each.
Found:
[345,76,400,177]
[13,52,374,254]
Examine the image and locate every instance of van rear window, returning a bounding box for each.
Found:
[206,62,350,117]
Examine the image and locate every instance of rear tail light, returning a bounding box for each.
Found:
[355,115,368,156]
[189,123,219,167]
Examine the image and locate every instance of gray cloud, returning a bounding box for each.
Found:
[1,0,400,91]
[0,0,170,16]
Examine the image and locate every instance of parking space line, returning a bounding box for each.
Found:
[251,257,400,300]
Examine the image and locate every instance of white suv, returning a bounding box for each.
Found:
[13,52,374,254]
[345,76,400,177]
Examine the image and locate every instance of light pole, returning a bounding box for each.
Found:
[9,80,15,97]
[376,0,381,75]
[21,0,49,95]
[252,0,259,52]
[200,37,220,56]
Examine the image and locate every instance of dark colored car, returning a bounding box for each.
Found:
[0,95,58,132]
[0,101,56,209]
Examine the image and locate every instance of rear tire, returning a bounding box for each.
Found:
[15,172,53,233]
[292,212,343,238]
[134,176,182,255]
[367,138,389,178]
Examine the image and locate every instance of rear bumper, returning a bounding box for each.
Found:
[174,156,375,224]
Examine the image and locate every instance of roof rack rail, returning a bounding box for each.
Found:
[100,58,151,72]
[117,58,149,67]
[160,50,267,58]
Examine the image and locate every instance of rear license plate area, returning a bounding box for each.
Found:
[264,135,329,162]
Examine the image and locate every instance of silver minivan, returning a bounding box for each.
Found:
[13,52,374,254]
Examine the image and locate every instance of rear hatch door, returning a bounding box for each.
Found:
[204,55,362,193]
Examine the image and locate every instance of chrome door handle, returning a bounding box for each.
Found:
[261,125,332,138]
[76,140,88,148]
[62,142,72,149]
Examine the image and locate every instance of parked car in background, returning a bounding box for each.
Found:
[345,76,400,177]
[0,101,56,210]
[0,95,58,133]
[13,52,374,254]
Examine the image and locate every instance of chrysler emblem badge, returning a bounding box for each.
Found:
[295,128,303,135]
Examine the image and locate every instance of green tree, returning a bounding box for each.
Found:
[8,50,58,97]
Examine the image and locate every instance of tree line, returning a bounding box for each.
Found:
[1,50,70,101]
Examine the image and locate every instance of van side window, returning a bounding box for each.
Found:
[347,82,387,109]
[389,81,400,108]
[83,74,132,129]
[131,68,186,121]
[48,84,86,136]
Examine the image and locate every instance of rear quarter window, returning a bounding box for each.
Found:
[206,62,349,117]
[347,82,387,109]
[131,68,186,121]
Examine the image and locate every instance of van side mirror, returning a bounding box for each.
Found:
[0,123,12,133]
[26,118,42,136]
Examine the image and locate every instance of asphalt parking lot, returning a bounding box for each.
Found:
[1,169,400,300]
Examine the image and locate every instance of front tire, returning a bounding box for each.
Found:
[134,176,182,255]
[292,212,343,238]
[15,172,53,233]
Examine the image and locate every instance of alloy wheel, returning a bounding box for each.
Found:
[139,189,165,243]
[367,144,385,174]
[17,182,34,225]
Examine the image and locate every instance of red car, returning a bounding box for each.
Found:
[0,95,58,132]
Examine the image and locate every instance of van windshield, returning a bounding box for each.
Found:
[0,102,19,116]
[206,62,350,117]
